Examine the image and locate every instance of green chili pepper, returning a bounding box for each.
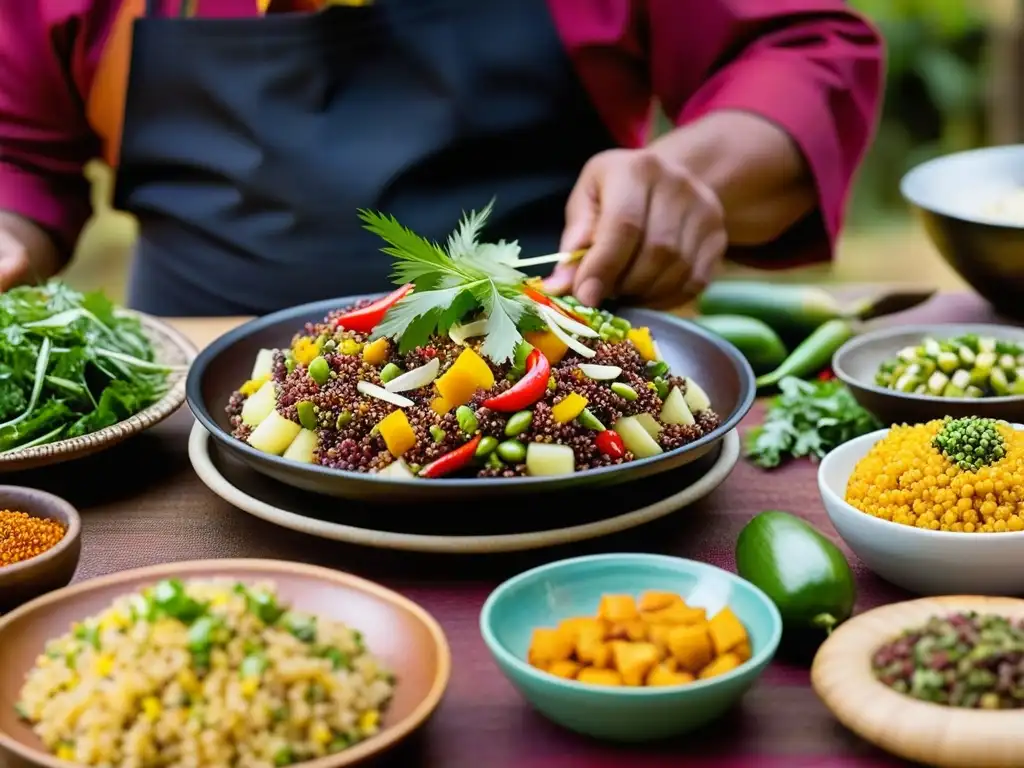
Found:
[576,408,605,431]
[610,382,638,401]
[755,319,856,390]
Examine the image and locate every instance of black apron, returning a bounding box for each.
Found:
[115,0,617,316]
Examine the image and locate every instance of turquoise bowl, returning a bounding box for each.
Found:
[479,553,782,742]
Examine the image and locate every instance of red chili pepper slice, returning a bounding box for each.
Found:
[818,368,836,382]
[481,349,551,412]
[418,434,482,479]
[333,283,414,334]
[522,285,588,324]
[595,429,625,459]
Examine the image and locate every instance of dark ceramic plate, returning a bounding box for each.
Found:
[186,295,754,502]
[832,323,1024,426]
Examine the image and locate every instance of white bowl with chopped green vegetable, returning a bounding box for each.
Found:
[0,282,197,471]
[833,324,1024,427]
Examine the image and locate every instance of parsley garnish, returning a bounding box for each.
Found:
[358,201,546,363]
[745,377,881,469]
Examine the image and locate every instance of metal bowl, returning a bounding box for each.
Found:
[832,323,1024,426]
[186,295,754,502]
[901,145,1024,318]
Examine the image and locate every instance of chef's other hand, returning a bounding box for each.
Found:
[544,149,727,309]
[0,213,62,291]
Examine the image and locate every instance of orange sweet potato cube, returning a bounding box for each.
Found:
[708,607,749,656]
[576,624,612,668]
[699,652,742,680]
[734,640,752,662]
[642,603,706,626]
[646,664,695,687]
[608,619,647,642]
[611,642,660,687]
[647,624,672,658]
[528,627,573,668]
[638,591,682,612]
[546,660,582,680]
[559,616,604,644]
[577,667,623,687]
[667,623,714,673]
[598,595,639,623]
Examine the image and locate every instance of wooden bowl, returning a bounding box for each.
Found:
[832,323,1024,426]
[0,559,451,768]
[0,487,81,613]
[812,596,1024,768]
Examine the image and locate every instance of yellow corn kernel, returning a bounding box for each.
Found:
[340,338,363,356]
[176,669,200,694]
[378,410,416,457]
[552,392,588,424]
[56,744,75,761]
[359,709,379,734]
[210,592,229,608]
[310,722,332,745]
[362,338,390,365]
[239,376,269,396]
[627,327,657,361]
[141,696,161,722]
[240,678,260,698]
[93,654,115,677]
[292,337,319,365]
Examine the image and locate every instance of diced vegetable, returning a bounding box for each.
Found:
[525,442,576,476]
[379,458,415,479]
[377,410,417,457]
[613,416,664,458]
[449,319,489,346]
[384,357,440,393]
[430,396,452,415]
[524,330,569,365]
[595,429,625,459]
[552,393,588,424]
[356,381,414,408]
[251,349,276,380]
[633,413,663,440]
[361,338,390,365]
[419,435,482,478]
[627,327,657,362]
[282,428,318,463]
[248,411,302,455]
[434,348,495,406]
[241,381,277,427]
[683,380,712,412]
[482,350,550,412]
[540,307,596,358]
[239,376,268,397]
[292,337,320,366]
[578,364,621,381]
[661,387,695,426]
[542,306,599,338]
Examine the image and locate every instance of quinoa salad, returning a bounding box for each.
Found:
[16,579,394,768]
[225,204,721,480]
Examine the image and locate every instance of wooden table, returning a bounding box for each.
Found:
[10,291,1009,768]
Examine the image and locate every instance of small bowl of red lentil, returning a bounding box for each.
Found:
[0,487,80,612]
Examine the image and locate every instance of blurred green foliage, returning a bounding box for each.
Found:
[847,0,989,225]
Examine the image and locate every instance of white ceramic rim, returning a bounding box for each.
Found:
[818,424,1024,541]
[188,422,740,554]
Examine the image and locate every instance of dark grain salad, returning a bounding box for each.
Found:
[872,612,1024,709]
[224,204,721,480]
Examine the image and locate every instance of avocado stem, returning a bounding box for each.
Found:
[811,613,838,635]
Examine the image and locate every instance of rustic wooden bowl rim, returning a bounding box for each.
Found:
[812,596,1024,768]
[0,487,81,580]
[0,558,452,768]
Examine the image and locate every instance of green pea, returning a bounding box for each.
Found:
[429,426,446,443]
[336,410,353,429]
[273,746,294,767]
[475,436,499,457]
[240,654,267,678]
[611,382,638,401]
[496,439,527,463]
[504,410,534,437]
[514,341,535,369]
[285,357,297,374]
[485,453,504,470]
[645,360,669,379]
[380,363,402,384]
[610,316,631,331]
[307,356,330,385]
[576,408,605,431]
[296,401,317,430]
[321,339,337,353]
[456,405,478,434]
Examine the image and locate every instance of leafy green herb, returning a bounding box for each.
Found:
[0,281,181,454]
[745,377,881,468]
[358,203,546,363]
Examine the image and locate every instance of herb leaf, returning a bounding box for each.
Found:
[745,377,881,469]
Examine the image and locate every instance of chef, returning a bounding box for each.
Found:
[0,0,882,315]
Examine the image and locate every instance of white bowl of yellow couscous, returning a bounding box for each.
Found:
[818,419,1024,596]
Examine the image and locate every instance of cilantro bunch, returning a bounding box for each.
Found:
[0,282,179,454]
[745,376,881,469]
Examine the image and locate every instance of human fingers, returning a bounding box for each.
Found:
[617,168,688,299]
[0,228,31,291]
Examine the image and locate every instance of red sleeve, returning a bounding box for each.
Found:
[0,1,113,252]
[647,0,884,264]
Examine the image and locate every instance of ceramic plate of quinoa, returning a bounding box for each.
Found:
[818,419,1024,595]
[187,208,754,501]
[0,559,451,768]
[812,596,1024,768]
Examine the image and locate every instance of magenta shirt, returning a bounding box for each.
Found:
[0,0,883,259]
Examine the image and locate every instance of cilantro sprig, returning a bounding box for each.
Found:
[358,201,546,363]
[745,377,881,469]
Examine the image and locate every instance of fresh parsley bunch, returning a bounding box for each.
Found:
[745,376,882,469]
[358,201,548,364]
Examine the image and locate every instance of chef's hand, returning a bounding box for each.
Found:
[0,213,61,290]
[543,148,727,309]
